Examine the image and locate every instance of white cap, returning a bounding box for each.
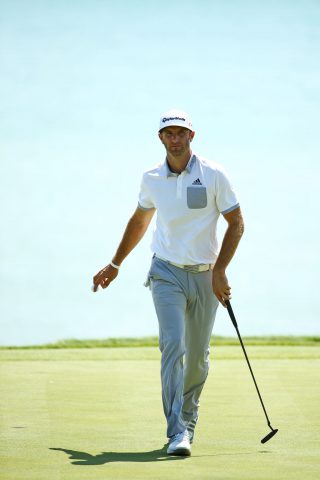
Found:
[159,109,193,132]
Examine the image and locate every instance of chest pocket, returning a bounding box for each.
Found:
[187,186,207,209]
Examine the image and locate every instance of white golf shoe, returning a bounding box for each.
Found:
[167,430,191,456]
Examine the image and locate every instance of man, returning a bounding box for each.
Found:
[93,109,244,456]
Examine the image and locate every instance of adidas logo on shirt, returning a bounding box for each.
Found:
[192,178,202,185]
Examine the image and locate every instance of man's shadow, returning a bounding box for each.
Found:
[50,445,185,465]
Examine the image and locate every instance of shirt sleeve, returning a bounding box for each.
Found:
[215,167,239,214]
[138,173,155,210]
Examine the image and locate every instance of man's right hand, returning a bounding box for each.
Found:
[91,206,155,293]
[92,264,119,292]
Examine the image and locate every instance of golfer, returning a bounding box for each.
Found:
[92,109,244,456]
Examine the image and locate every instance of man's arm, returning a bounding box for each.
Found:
[212,206,244,306]
[92,206,155,292]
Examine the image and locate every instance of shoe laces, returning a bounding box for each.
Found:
[171,430,189,443]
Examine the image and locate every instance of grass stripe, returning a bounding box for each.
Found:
[1,335,319,349]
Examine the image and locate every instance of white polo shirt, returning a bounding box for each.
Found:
[138,154,239,265]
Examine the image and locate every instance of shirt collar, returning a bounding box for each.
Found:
[165,154,196,178]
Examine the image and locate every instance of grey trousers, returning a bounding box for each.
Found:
[146,256,219,438]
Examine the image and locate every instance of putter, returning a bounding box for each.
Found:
[225,300,278,444]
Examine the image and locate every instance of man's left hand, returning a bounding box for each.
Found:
[212,269,231,307]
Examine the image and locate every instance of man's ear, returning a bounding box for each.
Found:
[158,132,164,143]
[189,131,195,142]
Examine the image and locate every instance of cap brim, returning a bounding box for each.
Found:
[159,121,193,132]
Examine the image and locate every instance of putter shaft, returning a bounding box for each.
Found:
[225,300,278,443]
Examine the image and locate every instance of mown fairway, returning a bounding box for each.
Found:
[0,345,319,480]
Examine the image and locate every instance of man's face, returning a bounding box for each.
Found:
[159,126,195,156]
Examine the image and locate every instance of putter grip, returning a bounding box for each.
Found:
[225,300,238,328]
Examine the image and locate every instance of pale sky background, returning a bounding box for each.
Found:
[1,0,319,345]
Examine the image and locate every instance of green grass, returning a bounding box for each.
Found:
[0,346,319,480]
[1,335,319,349]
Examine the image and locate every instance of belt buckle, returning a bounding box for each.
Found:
[183,264,201,273]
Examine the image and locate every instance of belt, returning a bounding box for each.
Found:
[155,254,213,273]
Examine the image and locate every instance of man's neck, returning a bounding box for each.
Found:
[167,150,192,174]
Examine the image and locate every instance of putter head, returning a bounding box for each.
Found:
[261,428,278,444]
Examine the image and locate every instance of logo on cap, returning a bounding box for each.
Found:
[162,116,186,123]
